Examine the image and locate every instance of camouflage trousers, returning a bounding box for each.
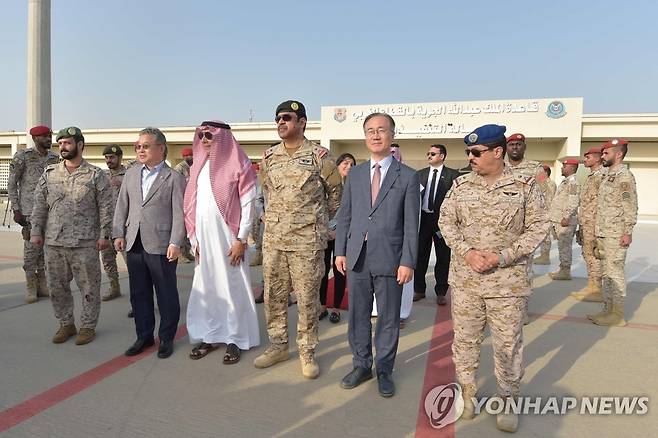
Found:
[180,236,194,260]
[581,225,601,280]
[596,236,628,304]
[538,233,551,256]
[21,219,45,273]
[552,223,577,268]
[100,244,125,280]
[262,248,323,354]
[451,288,526,397]
[251,213,263,250]
[45,245,101,329]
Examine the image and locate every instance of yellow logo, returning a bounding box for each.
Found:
[67,127,77,135]
[291,102,299,111]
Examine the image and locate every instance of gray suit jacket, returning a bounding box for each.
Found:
[112,162,186,255]
[335,158,420,276]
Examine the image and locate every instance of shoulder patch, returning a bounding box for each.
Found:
[313,145,329,159]
[454,174,469,187]
[263,145,276,159]
[45,164,57,172]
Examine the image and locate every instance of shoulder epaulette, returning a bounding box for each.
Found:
[312,145,329,159]
[454,174,470,187]
[44,163,58,172]
[263,145,277,159]
[515,173,535,185]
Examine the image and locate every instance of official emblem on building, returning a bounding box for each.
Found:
[333,107,347,123]
[546,101,567,119]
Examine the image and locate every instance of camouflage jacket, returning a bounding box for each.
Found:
[103,165,127,210]
[595,165,638,238]
[577,167,606,228]
[538,177,557,208]
[549,174,580,224]
[439,166,549,297]
[7,148,60,215]
[508,159,543,179]
[260,138,342,251]
[174,161,191,180]
[31,160,113,247]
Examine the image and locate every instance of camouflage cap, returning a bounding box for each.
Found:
[56,126,84,142]
[102,144,123,156]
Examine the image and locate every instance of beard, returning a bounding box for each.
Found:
[60,146,79,160]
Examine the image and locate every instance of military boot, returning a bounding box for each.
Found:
[497,412,519,433]
[532,252,550,265]
[592,302,626,327]
[102,277,122,301]
[25,272,39,303]
[52,324,77,344]
[249,250,263,266]
[460,383,477,420]
[75,328,96,345]
[580,277,603,302]
[36,270,49,297]
[549,266,571,280]
[587,296,612,322]
[300,351,320,379]
[254,344,290,368]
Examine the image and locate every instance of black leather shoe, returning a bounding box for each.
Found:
[125,338,154,356]
[340,367,373,389]
[319,309,329,320]
[329,311,340,324]
[127,309,134,318]
[157,340,174,358]
[377,371,395,398]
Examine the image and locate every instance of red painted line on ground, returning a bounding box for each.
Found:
[415,301,456,438]
[0,325,188,433]
[530,312,658,331]
[0,255,23,261]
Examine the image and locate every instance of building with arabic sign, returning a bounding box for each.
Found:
[1,97,657,216]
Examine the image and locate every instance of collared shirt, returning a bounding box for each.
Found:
[422,164,444,212]
[141,161,165,201]
[369,155,394,188]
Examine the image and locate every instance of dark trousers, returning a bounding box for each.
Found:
[348,242,402,374]
[319,239,346,309]
[414,212,451,297]
[126,233,180,342]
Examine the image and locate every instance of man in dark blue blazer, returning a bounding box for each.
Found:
[335,112,420,397]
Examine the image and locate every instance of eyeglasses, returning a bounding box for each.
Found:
[365,128,389,137]
[275,114,295,123]
[135,143,153,151]
[427,152,439,157]
[198,131,213,140]
[465,147,491,158]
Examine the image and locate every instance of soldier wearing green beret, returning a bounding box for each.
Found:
[30,127,114,345]
[100,144,127,301]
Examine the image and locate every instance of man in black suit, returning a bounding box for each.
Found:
[413,144,460,305]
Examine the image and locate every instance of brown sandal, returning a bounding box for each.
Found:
[223,343,241,364]
[189,342,218,360]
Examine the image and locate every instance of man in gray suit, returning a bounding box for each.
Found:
[335,112,420,397]
[113,127,187,359]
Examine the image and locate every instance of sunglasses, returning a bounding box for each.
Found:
[275,114,295,123]
[465,147,491,158]
[427,152,442,157]
[197,131,213,140]
[135,143,156,151]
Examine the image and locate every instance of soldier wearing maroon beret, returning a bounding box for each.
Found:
[588,139,637,326]
[7,125,59,303]
[548,158,580,280]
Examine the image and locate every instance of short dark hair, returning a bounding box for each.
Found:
[430,144,447,157]
[619,144,628,159]
[363,112,395,132]
[336,152,357,167]
[544,166,552,177]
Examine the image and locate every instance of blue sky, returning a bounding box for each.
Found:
[2,0,657,131]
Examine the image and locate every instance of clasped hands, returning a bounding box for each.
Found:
[464,249,500,273]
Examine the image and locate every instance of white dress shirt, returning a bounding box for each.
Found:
[370,155,394,188]
[422,164,443,212]
[141,161,165,201]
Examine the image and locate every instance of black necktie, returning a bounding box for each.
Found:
[428,169,438,211]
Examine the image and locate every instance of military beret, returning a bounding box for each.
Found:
[464,124,507,146]
[103,144,123,156]
[584,146,602,156]
[601,138,629,150]
[506,133,525,143]
[276,100,307,119]
[181,147,193,156]
[562,159,580,166]
[29,125,52,136]
[56,126,84,142]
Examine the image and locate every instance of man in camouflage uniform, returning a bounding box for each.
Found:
[249,163,265,268]
[7,125,60,303]
[571,147,605,302]
[254,100,342,379]
[533,165,557,264]
[174,147,194,262]
[100,144,126,301]
[506,133,544,178]
[548,159,580,280]
[588,139,637,327]
[439,124,548,433]
[30,127,113,345]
